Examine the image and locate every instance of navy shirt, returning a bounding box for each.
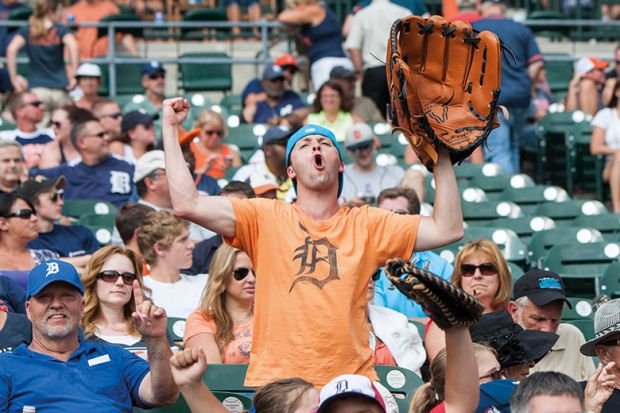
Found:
[186,234,223,275]
[28,224,100,258]
[253,91,306,124]
[0,313,30,354]
[0,340,150,412]
[300,5,346,64]
[473,17,543,108]
[36,156,135,207]
[17,23,70,89]
[241,78,263,105]
[0,276,25,314]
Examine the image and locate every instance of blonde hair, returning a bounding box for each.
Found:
[81,246,146,338]
[29,0,61,39]
[198,244,243,359]
[409,343,496,413]
[137,211,189,265]
[451,239,512,311]
[194,109,227,136]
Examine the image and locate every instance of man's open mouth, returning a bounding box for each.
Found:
[313,154,325,170]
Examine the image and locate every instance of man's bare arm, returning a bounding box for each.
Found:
[162,98,236,238]
[415,148,464,251]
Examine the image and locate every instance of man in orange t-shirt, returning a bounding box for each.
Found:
[162,98,464,387]
[64,0,138,59]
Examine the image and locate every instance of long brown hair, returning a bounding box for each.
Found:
[312,80,354,113]
[253,378,315,413]
[81,246,146,338]
[451,239,512,311]
[198,244,243,358]
[29,0,62,39]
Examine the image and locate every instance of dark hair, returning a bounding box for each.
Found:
[70,119,100,147]
[510,372,584,413]
[607,77,620,108]
[8,92,28,119]
[312,81,354,113]
[66,105,96,126]
[220,181,256,199]
[377,187,421,215]
[115,202,155,244]
[253,378,315,413]
[0,193,35,219]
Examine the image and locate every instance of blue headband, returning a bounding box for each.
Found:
[284,124,344,197]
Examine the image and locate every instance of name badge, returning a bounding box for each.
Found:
[88,354,111,367]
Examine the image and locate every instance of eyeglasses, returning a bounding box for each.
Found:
[4,209,35,219]
[203,130,224,136]
[148,73,165,80]
[23,100,43,108]
[460,263,497,277]
[86,131,108,139]
[233,267,253,281]
[280,65,297,73]
[51,121,62,128]
[49,192,63,203]
[601,338,620,346]
[100,112,122,120]
[97,270,137,285]
[479,369,503,381]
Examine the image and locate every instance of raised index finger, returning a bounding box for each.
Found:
[133,279,144,309]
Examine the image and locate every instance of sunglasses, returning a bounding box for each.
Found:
[601,338,620,346]
[4,209,35,219]
[148,73,165,80]
[460,263,497,277]
[350,144,373,153]
[280,65,297,73]
[203,130,224,136]
[97,270,137,285]
[24,100,43,108]
[371,270,381,282]
[87,131,108,139]
[479,369,503,381]
[233,267,253,281]
[100,112,122,120]
[49,192,63,203]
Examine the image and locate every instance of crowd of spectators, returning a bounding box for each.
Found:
[0,0,619,412]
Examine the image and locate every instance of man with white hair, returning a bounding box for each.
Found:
[508,269,595,381]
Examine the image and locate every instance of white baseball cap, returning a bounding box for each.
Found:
[75,63,102,78]
[317,374,387,413]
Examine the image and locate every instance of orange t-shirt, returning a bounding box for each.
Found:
[184,309,252,364]
[64,0,119,59]
[225,198,420,387]
[190,142,236,179]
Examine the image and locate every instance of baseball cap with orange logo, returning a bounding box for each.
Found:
[345,123,374,150]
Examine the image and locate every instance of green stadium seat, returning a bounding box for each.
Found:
[565,319,595,341]
[543,55,573,94]
[528,227,604,267]
[63,199,118,218]
[181,8,229,40]
[509,262,525,287]
[527,12,570,41]
[565,121,604,199]
[96,13,143,39]
[179,52,233,93]
[214,392,253,411]
[562,297,594,320]
[484,216,556,244]
[85,225,113,245]
[468,174,535,200]
[533,200,608,226]
[573,213,620,241]
[203,364,254,394]
[462,200,523,225]
[497,185,570,216]
[219,94,243,117]
[79,213,115,228]
[0,119,16,131]
[227,124,262,163]
[167,317,186,344]
[542,241,620,297]
[599,261,620,298]
[375,365,423,413]
[99,63,145,96]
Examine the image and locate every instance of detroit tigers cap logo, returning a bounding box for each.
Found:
[46,262,59,277]
[335,380,349,394]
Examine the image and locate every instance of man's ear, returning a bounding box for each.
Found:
[595,345,611,364]
[0,217,9,232]
[287,164,296,181]
[507,301,519,322]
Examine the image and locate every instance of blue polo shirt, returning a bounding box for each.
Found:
[36,156,135,207]
[0,340,151,412]
[253,91,306,124]
[28,224,100,258]
[374,250,453,318]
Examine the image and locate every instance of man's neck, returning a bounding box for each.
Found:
[141,194,172,210]
[29,332,80,362]
[80,152,105,166]
[16,119,36,133]
[146,91,164,108]
[295,188,341,221]
[37,217,54,233]
[353,162,376,173]
[149,261,182,283]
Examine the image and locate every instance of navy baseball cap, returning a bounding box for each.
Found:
[122,110,158,134]
[143,61,166,76]
[285,124,343,197]
[262,126,292,146]
[513,269,572,308]
[26,259,84,299]
[262,65,286,81]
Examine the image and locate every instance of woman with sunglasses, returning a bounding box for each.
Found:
[424,239,513,362]
[40,105,94,168]
[81,245,152,355]
[305,81,363,142]
[189,109,241,180]
[0,193,58,289]
[184,244,255,364]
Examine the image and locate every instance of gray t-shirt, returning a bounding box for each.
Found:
[341,164,405,202]
[18,23,69,89]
